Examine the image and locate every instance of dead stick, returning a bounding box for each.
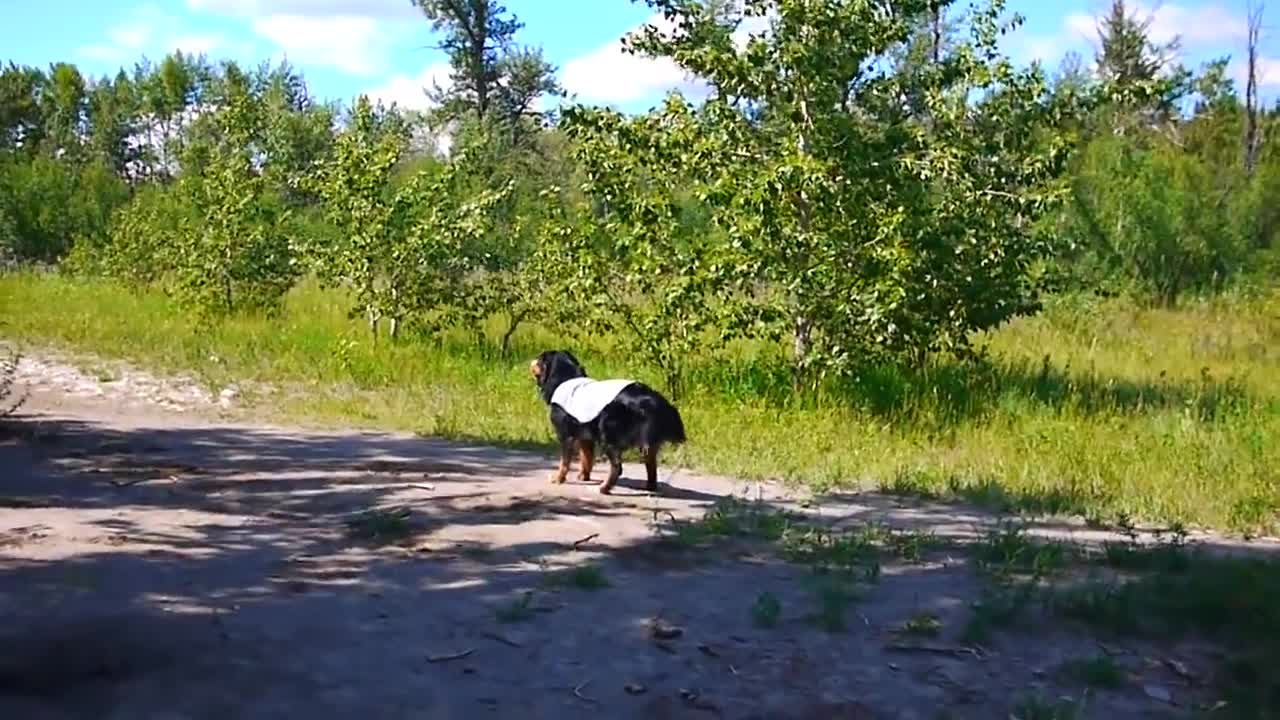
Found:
[426,648,474,663]
[573,678,598,704]
[572,533,599,549]
[482,630,523,648]
[885,643,983,658]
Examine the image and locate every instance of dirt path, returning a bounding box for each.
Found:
[1,352,1276,719]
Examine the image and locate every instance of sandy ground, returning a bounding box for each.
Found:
[1,351,1277,719]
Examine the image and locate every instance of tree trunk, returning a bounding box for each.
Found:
[1244,3,1263,178]
[500,308,528,357]
[792,313,813,389]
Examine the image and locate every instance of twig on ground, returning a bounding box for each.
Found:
[572,678,598,704]
[481,630,523,648]
[426,649,474,663]
[884,643,985,659]
[572,533,599,550]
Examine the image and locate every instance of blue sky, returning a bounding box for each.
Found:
[4,1,1277,113]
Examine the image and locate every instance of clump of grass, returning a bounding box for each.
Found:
[782,525,883,582]
[974,521,1071,578]
[495,591,536,624]
[808,576,863,633]
[344,507,414,545]
[751,591,781,628]
[1047,543,1280,719]
[544,563,610,591]
[962,579,1040,644]
[1010,693,1085,720]
[1060,655,1125,689]
[901,610,942,638]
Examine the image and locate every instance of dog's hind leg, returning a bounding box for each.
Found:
[577,439,595,483]
[598,446,623,495]
[642,446,659,493]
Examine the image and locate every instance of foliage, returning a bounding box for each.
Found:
[562,0,1079,383]
[0,154,129,263]
[302,95,511,340]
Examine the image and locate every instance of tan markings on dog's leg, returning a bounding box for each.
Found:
[551,446,570,484]
[598,452,621,495]
[642,446,659,493]
[578,439,595,483]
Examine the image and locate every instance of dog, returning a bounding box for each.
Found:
[529,350,686,494]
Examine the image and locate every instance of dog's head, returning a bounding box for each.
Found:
[530,350,587,403]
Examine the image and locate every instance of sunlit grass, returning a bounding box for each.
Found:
[2,271,1276,535]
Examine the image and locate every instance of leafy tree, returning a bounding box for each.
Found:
[1092,0,1189,126]
[87,70,142,179]
[302,95,510,340]
[162,80,296,318]
[40,62,88,160]
[556,98,760,398]
[568,0,1078,383]
[0,63,46,154]
[414,0,524,122]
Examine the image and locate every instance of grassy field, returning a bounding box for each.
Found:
[2,271,1278,536]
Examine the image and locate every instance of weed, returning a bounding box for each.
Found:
[962,579,1039,644]
[1010,693,1085,720]
[495,592,536,624]
[808,576,862,633]
[751,591,781,628]
[782,525,881,580]
[901,611,942,638]
[343,507,414,544]
[974,521,1070,578]
[1060,655,1125,689]
[545,563,610,591]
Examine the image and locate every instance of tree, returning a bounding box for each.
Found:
[1243,2,1264,176]
[577,0,1077,383]
[0,63,46,154]
[301,95,511,341]
[413,0,523,122]
[40,62,88,160]
[87,70,142,179]
[1092,0,1188,126]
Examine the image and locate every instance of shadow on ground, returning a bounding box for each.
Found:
[1,412,1276,720]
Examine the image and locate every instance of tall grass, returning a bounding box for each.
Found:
[2,272,1277,535]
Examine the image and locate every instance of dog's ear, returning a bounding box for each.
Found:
[561,351,584,374]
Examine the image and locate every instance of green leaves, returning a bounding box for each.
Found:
[559,0,1079,382]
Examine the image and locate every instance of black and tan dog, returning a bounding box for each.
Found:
[530,350,686,494]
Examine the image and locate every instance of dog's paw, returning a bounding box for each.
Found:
[596,483,613,495]
[549,473,567,484]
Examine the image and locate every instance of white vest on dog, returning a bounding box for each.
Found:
[551,377,636,424]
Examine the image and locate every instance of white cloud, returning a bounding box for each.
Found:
[1011,2,1262,72]
[365,62,452,111]
[77,6,224,64]
[561,14,702,106]
[187,0,414,19]
[251,14,387,75]
[557,9,777,107]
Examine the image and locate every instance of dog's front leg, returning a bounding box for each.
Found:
[598,446,623,495]
[551,437,572,484]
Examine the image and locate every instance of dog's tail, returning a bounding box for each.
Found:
[650,398,687,446]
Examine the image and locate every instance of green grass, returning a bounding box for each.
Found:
[543,563,610,590]
[2,272,1279,534]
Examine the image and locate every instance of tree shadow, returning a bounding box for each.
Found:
[697,354,1256,427]
[2,415,1278,719]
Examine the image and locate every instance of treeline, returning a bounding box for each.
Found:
[1,0,1277,394]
